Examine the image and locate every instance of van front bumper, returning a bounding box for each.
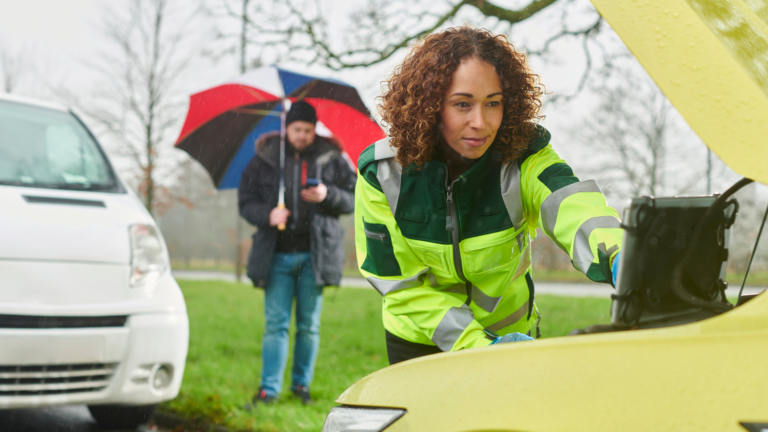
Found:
[0,311,189,409]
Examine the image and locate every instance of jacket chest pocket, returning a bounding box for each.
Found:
[361,218,402,277]
[461,226,524,276]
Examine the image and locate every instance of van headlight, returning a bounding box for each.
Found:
[322,406,406,432]
[129,224,168,286]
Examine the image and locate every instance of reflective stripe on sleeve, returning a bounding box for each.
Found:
[500,162,524,228]
[540,180,603,250]
[431,304,475,351]
[366,268,429,296]
[485,301,529,332]
[572,216,621,273]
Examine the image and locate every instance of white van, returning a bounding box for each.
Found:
[0,93,188,429]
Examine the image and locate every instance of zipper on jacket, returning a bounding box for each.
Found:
[363,227,387,242]
[445,170,472,305]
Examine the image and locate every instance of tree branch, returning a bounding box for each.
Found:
[466,0,557,24]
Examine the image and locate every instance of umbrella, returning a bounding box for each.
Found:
[174,65,385,189]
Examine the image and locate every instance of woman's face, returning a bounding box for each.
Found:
[439,57,504,160]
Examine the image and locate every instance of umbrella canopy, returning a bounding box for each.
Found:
[175,65,385,189]
[590,0,768,185]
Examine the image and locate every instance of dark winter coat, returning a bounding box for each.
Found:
[238,133,356,288]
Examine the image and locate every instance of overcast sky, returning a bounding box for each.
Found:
[0,0,746,197]
[0,0,594,129]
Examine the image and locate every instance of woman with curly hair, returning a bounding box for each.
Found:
[355,26,623,364]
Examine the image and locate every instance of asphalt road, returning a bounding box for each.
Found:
[0,406,155,432]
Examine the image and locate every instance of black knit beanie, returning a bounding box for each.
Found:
[286,100,317,126]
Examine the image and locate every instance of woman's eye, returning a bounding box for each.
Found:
[487,101,500,107]
[455,102,470,108]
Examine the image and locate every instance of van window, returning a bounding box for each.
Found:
[0,99,117,192]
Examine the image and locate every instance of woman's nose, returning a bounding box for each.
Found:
[468,106,485,129]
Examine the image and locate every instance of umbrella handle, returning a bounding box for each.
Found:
[277,202,286,231]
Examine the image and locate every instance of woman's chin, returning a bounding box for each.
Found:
[460,145,490,160]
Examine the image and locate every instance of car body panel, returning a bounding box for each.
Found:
[0,185,152,264]
[337,291,768,431]
[589,0,768,185]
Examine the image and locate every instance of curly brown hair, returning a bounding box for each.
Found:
[378,26,545,167]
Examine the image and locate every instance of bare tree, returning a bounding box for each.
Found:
[0,44,32,94]
[207,0,613,97]
[69,0,195,214]
[570,65,708,198]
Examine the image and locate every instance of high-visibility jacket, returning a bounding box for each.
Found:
[354,127,622,352]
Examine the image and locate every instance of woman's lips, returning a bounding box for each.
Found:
[462,137,488,148]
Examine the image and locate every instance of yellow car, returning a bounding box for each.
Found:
[322,1,768,431]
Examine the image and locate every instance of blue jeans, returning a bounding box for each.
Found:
[260,252,323,397]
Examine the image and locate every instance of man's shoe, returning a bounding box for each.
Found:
[244,389,277,411]
[291,385,314,405]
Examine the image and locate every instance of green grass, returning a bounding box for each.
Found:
[162,280,612,431]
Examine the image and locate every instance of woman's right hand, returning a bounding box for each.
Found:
[491,332,535,344]
[269,207,291,227]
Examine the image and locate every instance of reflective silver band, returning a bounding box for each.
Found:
[443,283,467,295]
[374,137,396,160]
[540,180,602,251]
[373,139,402,217]
[485,301,529,332]
[471,285,503,313]
[572,216,621,273]
[377,158,402,217]
[597,242,618,258]
[512,238,531,281]
[500,162,524,228]
[366,268,429,296]
[431,304,475,351]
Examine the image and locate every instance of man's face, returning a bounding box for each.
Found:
[286,120,316,152]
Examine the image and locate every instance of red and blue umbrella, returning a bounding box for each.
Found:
[175,65,385,189]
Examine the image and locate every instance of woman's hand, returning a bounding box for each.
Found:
[491,332,535,344]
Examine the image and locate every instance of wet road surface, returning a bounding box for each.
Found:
[0,406,154,432]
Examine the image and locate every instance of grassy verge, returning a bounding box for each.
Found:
[163,280,611,431]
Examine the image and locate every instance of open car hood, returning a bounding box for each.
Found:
[590,0,768,185]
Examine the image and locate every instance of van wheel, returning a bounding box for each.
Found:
[87,404,157,429]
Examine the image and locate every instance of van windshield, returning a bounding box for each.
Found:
[0,99,117,191]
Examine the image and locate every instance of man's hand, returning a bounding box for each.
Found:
[269,207,291,227]
[301,184,327,203]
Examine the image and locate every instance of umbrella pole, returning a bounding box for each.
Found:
[235,210,242,282]
[277,99,287,231]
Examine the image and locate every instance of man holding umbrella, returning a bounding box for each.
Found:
[238,100,356,406]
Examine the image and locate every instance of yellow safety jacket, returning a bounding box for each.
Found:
[354,127,622,351]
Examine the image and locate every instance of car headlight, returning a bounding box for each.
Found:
[129,224,168,286]
[322,406,406,432]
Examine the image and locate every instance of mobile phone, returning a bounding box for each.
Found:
[304,178,321,188]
